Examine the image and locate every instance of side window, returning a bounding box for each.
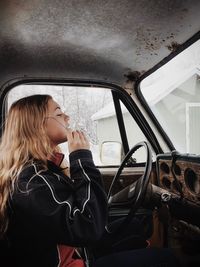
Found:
[7,85,120,166]
[7,85,148,165]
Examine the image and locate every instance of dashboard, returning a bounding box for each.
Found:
[156,153,200,252]
[157,153,200,204]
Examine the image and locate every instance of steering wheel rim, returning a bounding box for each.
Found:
[107,141,152,233]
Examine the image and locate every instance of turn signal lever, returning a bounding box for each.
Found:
[144,183,200,228]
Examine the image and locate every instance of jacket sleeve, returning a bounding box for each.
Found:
[12,149,108,246]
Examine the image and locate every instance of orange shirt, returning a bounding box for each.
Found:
[57,245,85,267]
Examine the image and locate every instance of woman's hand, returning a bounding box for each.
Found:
[66,129,90,153]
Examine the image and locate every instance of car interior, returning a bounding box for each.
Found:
[0,1,200,266]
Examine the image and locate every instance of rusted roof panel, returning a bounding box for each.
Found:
[0,0,199,86]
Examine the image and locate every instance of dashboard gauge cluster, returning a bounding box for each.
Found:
[157,154,200,203]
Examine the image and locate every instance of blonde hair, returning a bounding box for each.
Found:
[0,94,54,237]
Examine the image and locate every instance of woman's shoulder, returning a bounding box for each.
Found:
[17,159,70,187]
[20,159,47,176]
[16,160,49,186]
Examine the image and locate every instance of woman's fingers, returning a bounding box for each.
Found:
[78,131,87,142]
[67,130,90,153]
[72,130,79,140]
[80,131,90,148]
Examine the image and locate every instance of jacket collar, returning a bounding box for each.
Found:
[49,152,64,167]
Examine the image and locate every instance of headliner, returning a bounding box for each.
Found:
[0,0,200,88]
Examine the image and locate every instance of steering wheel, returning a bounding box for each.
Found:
[107,141,152,233]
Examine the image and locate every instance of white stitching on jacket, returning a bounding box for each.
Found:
[32,163,74,219]
[31,161,91,220]
[72,159,91,216]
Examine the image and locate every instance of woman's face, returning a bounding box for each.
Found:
[45,98,70,147]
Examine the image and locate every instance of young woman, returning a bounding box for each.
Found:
[0,94,180,267]
[0,94,108,266]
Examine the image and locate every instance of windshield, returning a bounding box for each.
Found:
[140,39,200,154]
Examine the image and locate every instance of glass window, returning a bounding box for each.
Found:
[7,84,150,165]
[7,85,118,165]
[140,39,200,154]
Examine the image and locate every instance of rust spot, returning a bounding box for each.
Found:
[123,70,146,93]
[124,71,141,82]
[166,41,181,52]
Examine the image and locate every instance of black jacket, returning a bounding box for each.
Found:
[7,149,108,267]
